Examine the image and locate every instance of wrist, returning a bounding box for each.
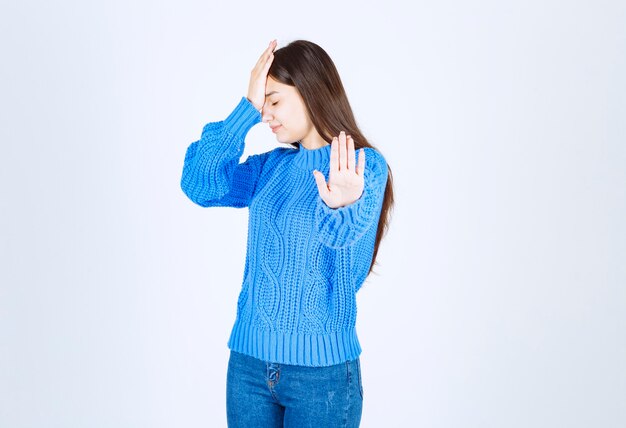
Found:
[246,96,262,111]
[224,97,262,139]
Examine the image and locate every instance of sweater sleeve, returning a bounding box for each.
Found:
[314,148,388,249]
[180,97,268,208]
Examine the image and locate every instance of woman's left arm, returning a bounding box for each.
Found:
[313,132,388,249]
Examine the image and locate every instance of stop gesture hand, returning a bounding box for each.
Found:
[313,131,366,209]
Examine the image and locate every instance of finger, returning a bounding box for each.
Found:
[254,40,276,69]
[347,135,355,172]
[259,43,276,76]
[329,137,339,176]
[356,148,366,176]
[259,53,274,78]
[264,40,276,61]
[254,46,269,68]
[264,51,275,69]
[312,170,330,198]
[265,40,277,59]
[338,131,346,171]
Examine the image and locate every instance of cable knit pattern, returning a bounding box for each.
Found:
[181,97,388,366]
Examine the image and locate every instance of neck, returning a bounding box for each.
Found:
[299,131,329,150]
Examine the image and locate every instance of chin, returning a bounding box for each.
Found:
[276,135,296,144]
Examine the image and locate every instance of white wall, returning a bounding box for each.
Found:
[1,1,625,427]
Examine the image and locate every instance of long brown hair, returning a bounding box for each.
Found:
[269,40,395,276]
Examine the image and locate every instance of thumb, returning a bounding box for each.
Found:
[312,170,329,198]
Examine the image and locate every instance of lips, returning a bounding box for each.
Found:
[270,125,282,133]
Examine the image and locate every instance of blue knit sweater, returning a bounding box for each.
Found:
[181,97,388,366]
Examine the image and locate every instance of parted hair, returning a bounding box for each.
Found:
[268,40,395,276]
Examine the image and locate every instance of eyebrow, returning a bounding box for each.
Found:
[265,91,279,97]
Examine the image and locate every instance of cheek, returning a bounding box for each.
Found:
[287,106,306,128]
[276,103,309,133]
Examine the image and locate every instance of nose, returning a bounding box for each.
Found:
[262,109,272,123]
[261,103,273,123]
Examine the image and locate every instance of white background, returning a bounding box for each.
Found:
[1,1,625,427]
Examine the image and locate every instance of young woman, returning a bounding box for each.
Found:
[181,39,394,428]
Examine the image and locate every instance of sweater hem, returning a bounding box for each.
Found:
[227,320,362,367]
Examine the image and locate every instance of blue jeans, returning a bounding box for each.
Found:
[226,350,363,427]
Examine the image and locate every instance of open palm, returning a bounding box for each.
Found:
[313,131,366,209]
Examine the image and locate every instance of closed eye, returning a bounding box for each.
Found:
[271,101,278,106]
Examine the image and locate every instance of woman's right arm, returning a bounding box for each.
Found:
[181,40,277,208]
[180,97,268,208]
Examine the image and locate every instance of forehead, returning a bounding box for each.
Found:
[265,77,295,96]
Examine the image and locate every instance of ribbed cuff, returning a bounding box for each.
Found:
[227,321,362,367]
[223,97,262,140]
[315,186,379,249]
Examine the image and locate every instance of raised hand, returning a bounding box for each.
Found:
[313,131,366,209]
[247,40,277,111]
